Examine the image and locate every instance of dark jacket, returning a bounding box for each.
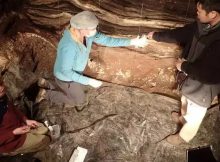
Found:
[0,103,27,153]
[153,21,220,107]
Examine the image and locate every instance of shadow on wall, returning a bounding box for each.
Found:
[0,0,28,36]
[0,0,27,14]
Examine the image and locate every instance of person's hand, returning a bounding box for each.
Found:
[176,58,186,71]
[130,35,148,48]
[26,120,39,128]
[147,31,155,40]
[88,78,102,88]
[13,126,30,135]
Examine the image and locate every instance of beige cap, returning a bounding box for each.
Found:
[70,11,99,29]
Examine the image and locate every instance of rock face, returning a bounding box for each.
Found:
[0,31,180,97]
[0,32,56,99]
[0,0,191,96]
[86,42,179,95]
[22,0,196,96]
[25,0,195,33]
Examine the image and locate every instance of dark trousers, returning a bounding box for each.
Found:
[46,78,87,106]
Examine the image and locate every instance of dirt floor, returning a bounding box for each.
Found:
[1,82,220,162]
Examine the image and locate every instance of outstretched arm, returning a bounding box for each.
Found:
[93,32,131,47]
[149,22,197,45]
[94,32,148,48]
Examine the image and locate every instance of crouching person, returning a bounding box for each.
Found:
[0,81,51,155]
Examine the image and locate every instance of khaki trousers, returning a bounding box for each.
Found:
[179,97,207,142]
[11,123,51,155]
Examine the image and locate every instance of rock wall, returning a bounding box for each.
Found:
[25,0,196,34]
[17,0,197,96]
[0,0,197,96]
